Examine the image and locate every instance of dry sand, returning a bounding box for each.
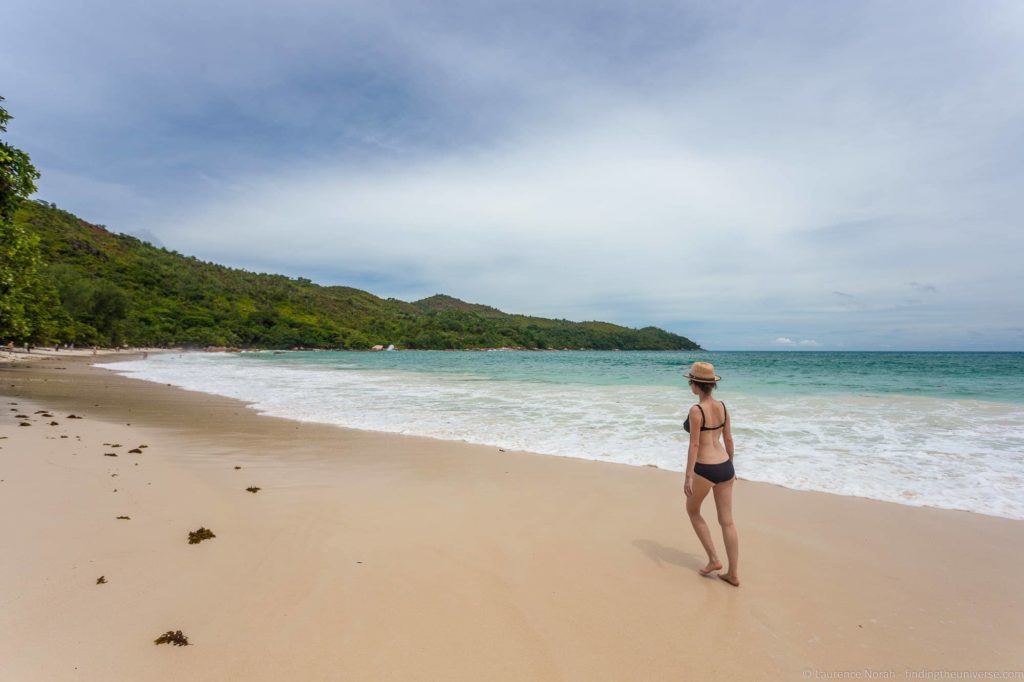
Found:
[1,355,1022,681]
[1,346,171,365]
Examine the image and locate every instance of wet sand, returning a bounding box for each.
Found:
[1,355,1021,681]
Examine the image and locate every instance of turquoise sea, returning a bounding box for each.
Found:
[101,351,1024,519]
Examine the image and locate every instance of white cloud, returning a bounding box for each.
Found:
[5,0,1024,349]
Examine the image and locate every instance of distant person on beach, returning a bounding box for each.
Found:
[682,361,740,587]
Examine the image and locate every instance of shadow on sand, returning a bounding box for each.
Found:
[632,539,704,570]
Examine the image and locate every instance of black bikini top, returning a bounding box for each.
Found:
[683,402,726,434]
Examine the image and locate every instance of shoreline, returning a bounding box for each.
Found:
[2,354,1022,680]
[96,351,1024,522]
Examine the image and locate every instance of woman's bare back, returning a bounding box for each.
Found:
[690,399,730,464]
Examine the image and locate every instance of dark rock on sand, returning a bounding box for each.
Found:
[188,527,216,544]
[154,630,190,646]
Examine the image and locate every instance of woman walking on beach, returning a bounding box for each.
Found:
[682,361,740,586]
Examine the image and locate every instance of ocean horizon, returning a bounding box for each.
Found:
[100,350,1024,520]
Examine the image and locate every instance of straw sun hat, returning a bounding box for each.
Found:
[683,361,721,383]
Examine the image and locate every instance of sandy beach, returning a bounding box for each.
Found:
[1,354,1022,681]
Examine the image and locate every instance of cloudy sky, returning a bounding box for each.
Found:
[3,0,1023,350]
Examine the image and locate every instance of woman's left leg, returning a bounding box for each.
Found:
[712,478,740,586]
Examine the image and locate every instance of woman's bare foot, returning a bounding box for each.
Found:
[718,573,740,587]
[698,560,722,576]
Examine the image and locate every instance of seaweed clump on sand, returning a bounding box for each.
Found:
[188,527,216,544]
[68,414,83,419]
[154,630,190,646]
[96,576,107,584]
[128,448,142,454]
[116,515,130,520]
[245,486,261,494]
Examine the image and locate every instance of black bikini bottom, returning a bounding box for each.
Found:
[694,459,735,485]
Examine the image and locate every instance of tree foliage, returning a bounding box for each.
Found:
[1,97,701,350]
[1,95,61,343]
[13,199,703,350]
[0,96,40,223]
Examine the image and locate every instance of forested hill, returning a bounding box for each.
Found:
[14,200,702,351]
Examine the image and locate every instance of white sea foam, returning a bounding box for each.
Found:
[99,353,1024,520]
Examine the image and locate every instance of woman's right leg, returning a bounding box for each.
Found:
[712,479,740,586]
[685,475,719,573]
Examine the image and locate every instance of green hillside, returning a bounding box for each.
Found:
[13,199,702,351]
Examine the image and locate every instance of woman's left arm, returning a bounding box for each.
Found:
[723,404,734,461]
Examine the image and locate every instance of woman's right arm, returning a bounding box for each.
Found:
[684,405,701,497]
